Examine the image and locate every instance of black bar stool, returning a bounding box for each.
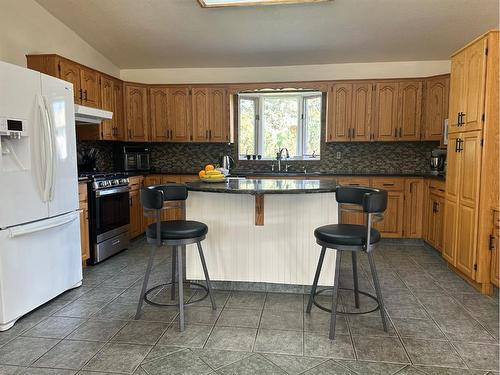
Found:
[306,186,388,340]
[134,184,216,331]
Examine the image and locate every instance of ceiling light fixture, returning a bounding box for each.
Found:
[198,0,331,8]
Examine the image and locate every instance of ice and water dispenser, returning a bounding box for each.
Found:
[0,117,30,172]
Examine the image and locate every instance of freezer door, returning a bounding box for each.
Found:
[0,211,82,329]
[41,74,79,217]
[0,61,49,229]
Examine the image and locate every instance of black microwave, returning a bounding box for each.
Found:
[114,145,151,172]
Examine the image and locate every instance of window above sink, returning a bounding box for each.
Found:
[237,90,322,161]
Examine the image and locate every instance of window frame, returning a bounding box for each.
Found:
[238,91,322,161]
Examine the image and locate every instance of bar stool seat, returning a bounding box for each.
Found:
[146,220,208,240]
[314,224,381,246]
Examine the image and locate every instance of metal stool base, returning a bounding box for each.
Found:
[144,281,209,308]
[312,287,380,315]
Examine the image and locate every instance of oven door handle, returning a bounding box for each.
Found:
[95,186,130,197]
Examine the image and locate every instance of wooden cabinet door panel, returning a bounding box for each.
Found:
[80,68,100,108]
[459,130,482,207]
[351,83,372,141]
[209,88,228,142]
[100,75,114,140]
[168,88,191,142]
[398,81,422,140]
[79,206,90,262]
[129,190,143,238]
[374,191,404,237]
[404,178,424,238]
[464,37,487,132]
[192,88,209,142]
[374,82,398,140]
[445,132,462,201]
[328,84,352,142]
[434,195,445,252]
[125,85,149,141]
[424,76,449,141]
[337,177,370,225]
[113,80,125,140]
[455,203,478,278]
[149,87,169,142]
[442,198,458,264]
[58,59,81,103]
[448,51,466,134]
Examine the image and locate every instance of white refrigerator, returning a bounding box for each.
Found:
[0,61,82,331]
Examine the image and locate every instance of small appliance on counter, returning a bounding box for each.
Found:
[220,154,235,173]
[430,148,446,175]
[114,145,151,172]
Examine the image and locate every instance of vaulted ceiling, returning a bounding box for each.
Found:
[35,0,499,68]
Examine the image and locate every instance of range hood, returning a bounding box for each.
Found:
[74,104,113,124]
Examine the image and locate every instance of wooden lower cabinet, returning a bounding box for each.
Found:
[403,178,424,238]
[78,183,90,264]
[490,210,500,287]
[336,177,370,225]
[423,179,446,252]
[128,176,144,239]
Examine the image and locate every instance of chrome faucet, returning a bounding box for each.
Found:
[276,148,290,172]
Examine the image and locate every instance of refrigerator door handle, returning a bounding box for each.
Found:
[41,96,56,202]
[8,211,78,238]
[36,95,50,201]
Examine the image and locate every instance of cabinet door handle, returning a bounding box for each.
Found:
[170,130,173,139]
[84,90,88,101]
[455,138,460,152]
[166,129,169,139]
[209,129,212,139]
[399,128,402,138]
[79,89,83,100]
[383,183,395,186]
[129,196,132,207]
[489,234,496,250]
[458,138,463,152]
[394,128,398,137]
[457,112,461,126]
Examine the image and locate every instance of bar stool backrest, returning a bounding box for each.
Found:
[336,186,387,213]
[140,184,188,210]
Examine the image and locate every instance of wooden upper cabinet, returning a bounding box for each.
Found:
[168,87,191,142]
[191,88,210,142]
[374,82,398,141]
[448,50,467,134]
[209,87,229,142]
[124,84,149,141]
[100,75,114,140]
[463,37,488,132]
[351,83,372,141]
[149,87,169,142]
[80,68,100,108]
[113,80,125,140]
[398,81,422,140]
[423,75,450,141]
[58,59,82,103]
[328,83,352,142]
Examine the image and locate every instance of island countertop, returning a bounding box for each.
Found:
[186,178,337,194]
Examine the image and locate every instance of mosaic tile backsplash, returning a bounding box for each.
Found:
[77,140,439,175]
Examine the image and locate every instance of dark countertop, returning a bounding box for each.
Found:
[229,171,446,181]
[186,178,337,195]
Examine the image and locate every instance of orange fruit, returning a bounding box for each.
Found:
[199,170,206,178]
[205,164,215,172]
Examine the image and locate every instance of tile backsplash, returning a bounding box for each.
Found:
[77,140,438,175]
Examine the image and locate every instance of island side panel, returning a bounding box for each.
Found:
[185,191,338,286]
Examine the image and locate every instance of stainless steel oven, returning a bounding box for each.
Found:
[87,174,130,264]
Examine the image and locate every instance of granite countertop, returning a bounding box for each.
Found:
[229,171,446,181]
[186,178,337,194]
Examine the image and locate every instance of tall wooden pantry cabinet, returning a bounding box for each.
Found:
[443,30,498,294]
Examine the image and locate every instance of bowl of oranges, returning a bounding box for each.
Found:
[198,164,227,183]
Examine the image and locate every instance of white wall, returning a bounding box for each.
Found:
[0,0,119,77]
[121,60,451,84]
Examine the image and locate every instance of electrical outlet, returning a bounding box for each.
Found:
[336,151,342,159]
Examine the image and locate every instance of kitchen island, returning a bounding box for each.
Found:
[184,178,338,286]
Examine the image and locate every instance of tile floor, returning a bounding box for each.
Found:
[0,238,498,374]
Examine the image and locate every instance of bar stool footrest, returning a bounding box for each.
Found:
[144,281,209,307]
[313,287,380,315]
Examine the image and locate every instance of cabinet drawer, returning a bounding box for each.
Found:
[428,179,446,197]
[128,176,144,191]
[162,175,182,184]
[371,177,404,191]
[78,183,88,202]
[337,177,371,187]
